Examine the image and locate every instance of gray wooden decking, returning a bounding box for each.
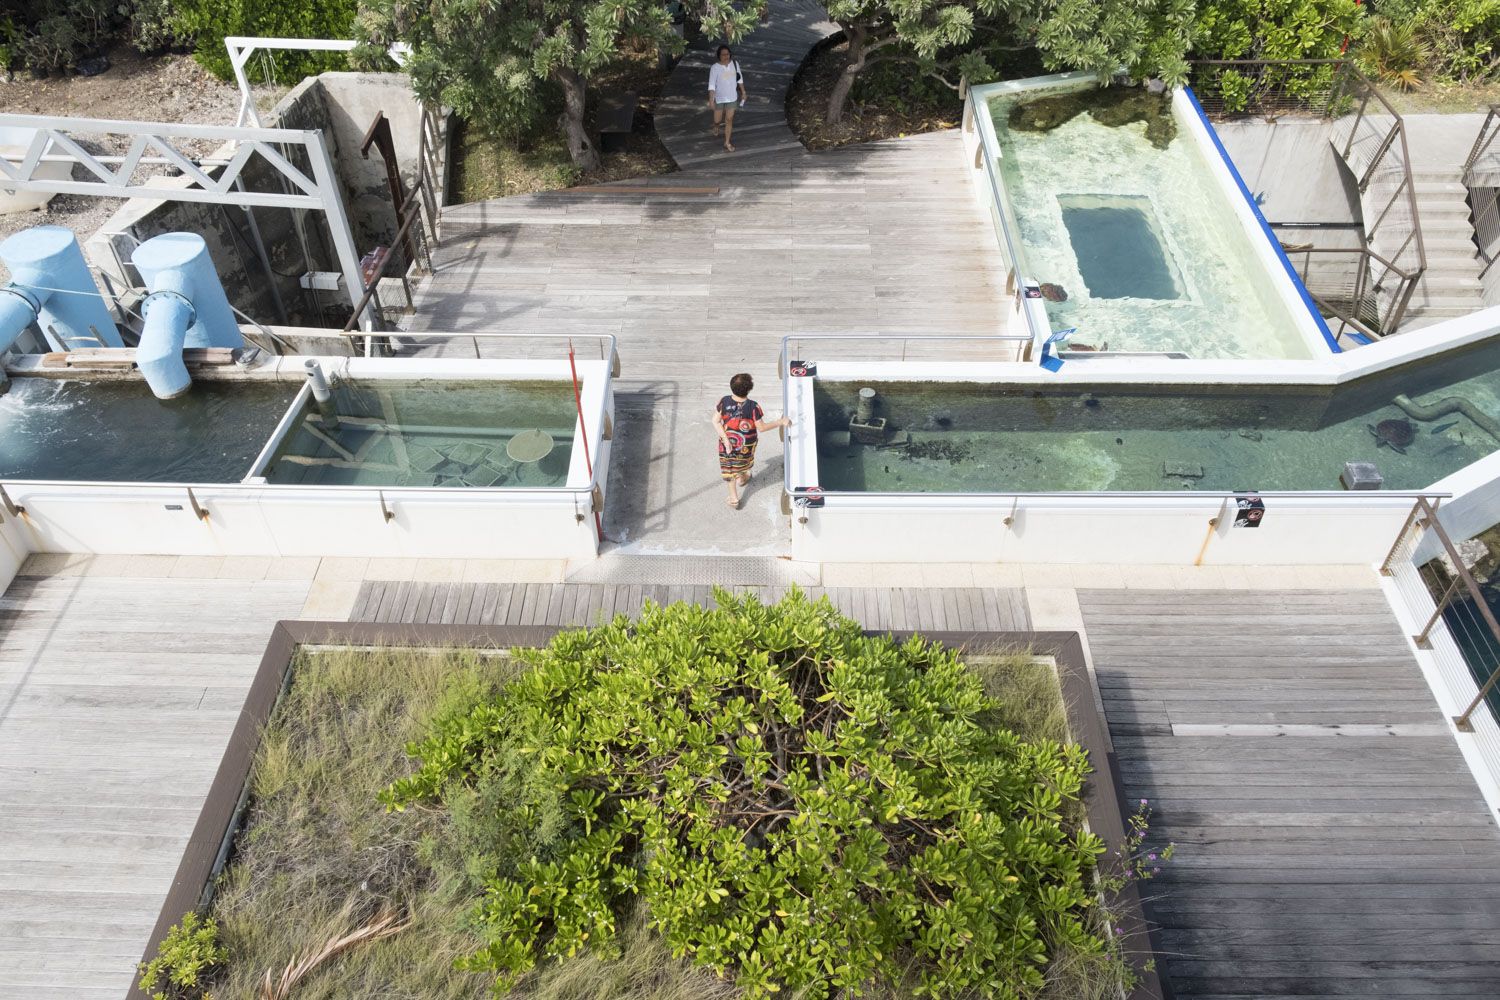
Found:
[1079,589,1500,998]
[653,0,836,167]
[0,572,312,999]
[349,580,1032,632]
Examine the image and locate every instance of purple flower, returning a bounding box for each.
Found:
[1152,866,1161,874]
[1147,852,1157,862]
[1139,798,1148,807]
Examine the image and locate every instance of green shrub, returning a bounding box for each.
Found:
[127,0,195,54]
[168,0,358,83]
[136,911,226,1000]
[1,0,121,74]
[384,590,1109,999]
[1371,0,1500,82]
[1192,0,1366,111]
[1357,16,1431,90]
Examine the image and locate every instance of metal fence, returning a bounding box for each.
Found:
[1383,497,1500,733]
[1463,105,1500,282]
[1191,60,1426,339]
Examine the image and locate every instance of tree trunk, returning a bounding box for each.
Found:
[557,68,600,172]
[825,24,869,125]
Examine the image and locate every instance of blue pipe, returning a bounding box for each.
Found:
[130,233,245,399]
[0,226,122,352]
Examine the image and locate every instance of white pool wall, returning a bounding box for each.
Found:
[0,355,614,570]
[963,74,1336,360]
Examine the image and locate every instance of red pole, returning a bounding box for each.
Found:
[567,339,603,540]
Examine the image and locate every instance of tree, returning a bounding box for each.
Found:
[821,0,1196,126]
[357,0,763,172]
[383,591,1108,998]
[1191,0,1365,111]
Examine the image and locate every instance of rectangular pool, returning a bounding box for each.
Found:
[0,377,299,484]
[258,379,578,488]
[978,78,1325,360]
[811,338,1500,493]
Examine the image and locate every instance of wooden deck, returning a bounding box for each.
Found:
[653,0,836,168]
[1079,588,1500,998]
[0,572,312,999]
[348,580,1033,632]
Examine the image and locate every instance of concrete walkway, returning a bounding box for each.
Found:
[653,0,837,167]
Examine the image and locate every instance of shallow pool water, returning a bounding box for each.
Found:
[812,340,1500,493]
[261,380,577,488]
[0,377,298,483]
[985,85,1318,360]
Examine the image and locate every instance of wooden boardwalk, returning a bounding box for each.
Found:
[1079,588,1500,998]
[0,572,311,999]
[653,0,836,167]
[349,580,1032,632]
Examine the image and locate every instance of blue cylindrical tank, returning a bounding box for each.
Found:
[0,225,122,351]
[130,233,243,350]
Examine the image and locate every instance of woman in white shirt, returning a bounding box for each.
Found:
[707,45,746,153]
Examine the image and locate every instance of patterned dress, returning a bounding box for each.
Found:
[716,395,763,480]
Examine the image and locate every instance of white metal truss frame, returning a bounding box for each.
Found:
[0,112,374,330]
[226,36,410,128]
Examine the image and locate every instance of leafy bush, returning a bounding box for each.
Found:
[136,911,226,1000]
[1358,16,1431,90]
[168,0,357,82]
[1370,0,1500,81]
[1,0,121,74]
[1192,0,1366,111]
[127,0,195,54]
[384,591,1109,999]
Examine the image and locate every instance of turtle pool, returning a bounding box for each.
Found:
[810,337,1500,494]
[258,379,578,488]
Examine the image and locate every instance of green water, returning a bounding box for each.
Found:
[262,380,577,488]
[813,341,1500,493]
[0,376,298,483]
[985,85,1318,359]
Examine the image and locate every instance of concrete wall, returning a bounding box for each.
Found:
[1213,119,1363,226]
[87,72,432,332]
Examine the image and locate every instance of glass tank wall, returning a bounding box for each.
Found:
[812,339,1500,493]
[260,379,578,488]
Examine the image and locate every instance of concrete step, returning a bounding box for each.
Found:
[1413,180,1470,196]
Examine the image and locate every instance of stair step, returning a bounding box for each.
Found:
[1413,180,1470,195]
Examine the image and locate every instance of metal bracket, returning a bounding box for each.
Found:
[186,487,210,522]
[0,483,22,520]
[379,490,396,523]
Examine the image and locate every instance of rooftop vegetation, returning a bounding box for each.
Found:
[140,592,1158,999]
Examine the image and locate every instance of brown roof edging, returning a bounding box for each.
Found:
[130,622,1167,1000]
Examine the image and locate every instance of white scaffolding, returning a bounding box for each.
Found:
[224,36,410,128]
[0,112,375,329]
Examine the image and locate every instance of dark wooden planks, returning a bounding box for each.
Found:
[1079,588,1500,998]
[349,581,1030,631]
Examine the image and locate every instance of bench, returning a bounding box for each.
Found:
[597,90,638,153]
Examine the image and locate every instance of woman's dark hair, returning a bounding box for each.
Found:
[730,373,753,397]
[717,44,733,60]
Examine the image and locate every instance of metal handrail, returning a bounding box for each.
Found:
[1381,496,1500,731]
[340,179,434,335]
[1462,106,1500,281]
[1191,59,1427,338]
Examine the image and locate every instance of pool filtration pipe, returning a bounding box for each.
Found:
[1393,394,1500,445]
[130,233,244,399]
[856,387,877,423]
[304,359,339,427]
[0,225,122,354]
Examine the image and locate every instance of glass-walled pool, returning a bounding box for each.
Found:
[259,380,578,488]
[977,79,1324,361]
[0,377,298,483]
[811,338,1500,493]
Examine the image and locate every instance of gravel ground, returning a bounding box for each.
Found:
[0,48,281,282]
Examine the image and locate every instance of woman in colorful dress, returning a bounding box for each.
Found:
[716,372,791,509]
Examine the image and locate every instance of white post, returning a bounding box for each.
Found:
[228,40,261,128]
[304,130,374,332]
